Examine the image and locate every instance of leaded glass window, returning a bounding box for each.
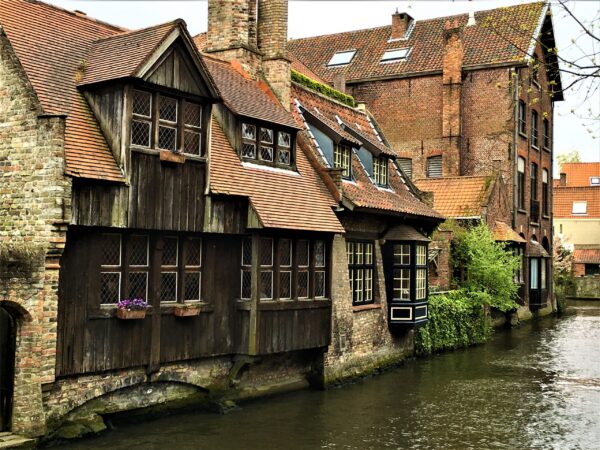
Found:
[241,123,293,167]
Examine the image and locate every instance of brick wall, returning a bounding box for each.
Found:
[429,229,452,291]
[0,30,71,436]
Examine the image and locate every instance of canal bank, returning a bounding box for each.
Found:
[50,300,599,450]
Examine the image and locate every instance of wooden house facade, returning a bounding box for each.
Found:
[0,0,443,438]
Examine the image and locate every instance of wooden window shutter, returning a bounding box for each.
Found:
[427,156,442,178]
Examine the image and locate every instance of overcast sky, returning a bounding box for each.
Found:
[44,0,600,169]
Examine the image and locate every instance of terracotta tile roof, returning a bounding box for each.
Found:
[0,0,126,181]
[558,162,600,187]
[554,187,600,218]
[573,249,600,264]
[292,84,443,220]
[203,56,299,129]
[288,2,545,83]
[493,221,526,243]
[413,176,491,218]
[290,53,327,84]
[210,119,343,233]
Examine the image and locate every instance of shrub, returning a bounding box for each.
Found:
[291,70,357,107]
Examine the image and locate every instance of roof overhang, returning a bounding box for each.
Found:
[301,107,361,146]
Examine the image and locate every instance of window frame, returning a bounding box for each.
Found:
[542,118,550,150]
[531,110,539,149]
[380,47,411,63]
[240,122,295,169]
[327,50,356,67]
[397,158,412,179]
[530,162,538,201]
[347,240,375,306]
[542,169,549,216]
[427,155,442,178]
[389,241,429,303]
[518,157,526,210]
[518,100,527,136]
[334,143,352,179]
[572,201,587,215]
[130,88,205,158]
[373,156,388,187]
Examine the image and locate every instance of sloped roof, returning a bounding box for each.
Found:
[209,119,343,233]
[0,0,126,181]
[288,2,546,84]
[413,176,491,218]
[554,187,600,218]
[293,84,443,221]
[558,162,600,188]
[203,56,299,129]
[574,248,600,264]
[493,221,526,243]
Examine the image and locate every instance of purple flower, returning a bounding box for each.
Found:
[117,298,149,311]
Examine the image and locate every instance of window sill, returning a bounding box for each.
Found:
[352,303,381,313]
[519,132,528,140]
[131,146,206,162]
[91,302,214,319]
[530,222,540,227]
[543,147,551,153]
[531,145,539,151]
[236,299,331,311]
[542,215,550,220]
[517,209,527,215]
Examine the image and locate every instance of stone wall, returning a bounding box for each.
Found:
[572,276,600,299]
[0,29,71,436]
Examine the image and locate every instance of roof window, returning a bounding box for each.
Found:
[572,201,587,215]
[590,177,600,186]
[380,48,411,63]
[327,50,356,67]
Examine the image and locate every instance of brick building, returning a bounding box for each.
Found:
[0,0,443,439]
[289,1,563,311]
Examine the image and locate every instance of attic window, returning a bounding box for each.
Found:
[327,50,356,67]
[334,143,351,178]
[590,177,600,186]
[373,156,388,187]
[240,123,294,168]
[381,48,410,63]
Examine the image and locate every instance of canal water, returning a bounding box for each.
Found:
[59,301,600,450]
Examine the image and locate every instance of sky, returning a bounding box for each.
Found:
[44,0,600,169]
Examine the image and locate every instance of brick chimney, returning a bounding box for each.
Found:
[391,10,413,40]
[206,0,261,78]
[333,73,346,93]
[559,172,567,186]
[441,19,464,176]
[257,0,291,110]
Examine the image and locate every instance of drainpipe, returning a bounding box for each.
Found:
[512,68,519,229]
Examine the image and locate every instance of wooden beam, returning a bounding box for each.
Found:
[248,234,260,355]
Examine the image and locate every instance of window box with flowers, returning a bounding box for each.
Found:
[173,303,202,317]
[116,298,150,320]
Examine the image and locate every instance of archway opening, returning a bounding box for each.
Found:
[0,306,16,431]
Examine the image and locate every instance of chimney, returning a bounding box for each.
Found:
[257,0,291,110]
[441,19,464,176]
[391,10,413,40]
[559,172,567,186]
[333,73,346,94]
[206,0,261,78]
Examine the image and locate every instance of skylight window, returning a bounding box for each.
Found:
[380,48,410,63]
[327,50,356,67]
[590,177,600,186]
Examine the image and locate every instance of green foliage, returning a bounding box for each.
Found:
[415,290,492,356]
[451,222,520,312]
[557,150,581,168]
[291,70,357,107]
[553,236,574,314]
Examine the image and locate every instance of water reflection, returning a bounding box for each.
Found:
[57,301,600,450]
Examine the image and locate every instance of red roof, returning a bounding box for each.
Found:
[292,84,443,220]
[288,2,546,84]
[558,162,600,188]
[554,187,600,218]
[0,0,126,181]
[413,176,492,218]
[573,249,600,264]
[210,120,343,233]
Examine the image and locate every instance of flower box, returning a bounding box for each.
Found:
[116,308,147,320]
[173,305,201,317]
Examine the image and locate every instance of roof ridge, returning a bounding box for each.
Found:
[92,19,183,44]
[17,0,126,32]
[414,175,488,181]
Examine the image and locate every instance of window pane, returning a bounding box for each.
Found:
[242,142,256,159]
[259,238,273,266]
[279,239,292,267]
[184,272,201,302]
[260,271,273,300]
[101,234,121,266]
[159,96,177,123]
[297,240,309,267]
[346,241,354,265]
[394,244,410,265]
[278,148,291,165]
[298,270,309,298]
[416,245,427,266]
[132,90,152,117]
[315,271,326,298]
[416,269,427,300]
[356,243,363,265]
[530,259,539,289]
[129,236,148,266]
[572,201,587,214]
[365,243,373,265]
[160,272,177,302]
[381,48,410,62]
[242,123,256,140]
[280,271,292,299]
[364,269,373,301]
[259,145,274,162]
[393,269,410,300]
[260,128,273,144]
[518,157,525,172]
[128,272,148,300]
[184,102,202,127]
[100,272,120,304]
[162,237,178,266]
[158,126,177,151]
[541,260,547,289]
[315,240,326,267]
[327,50,356,66]
[131,120,151,147]
[242,238,252,266]
[185,239,202,267]
[241,270,252,299]
[354,269,364,303]
[184,130,201,156]
[278,132,291,148]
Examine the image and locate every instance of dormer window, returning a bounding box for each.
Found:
[327,50,356,67]
[373,156,388,186]
[130,89,204,156]
[241,123,294,168]
[334,143,351,178]
[381,48,410,63]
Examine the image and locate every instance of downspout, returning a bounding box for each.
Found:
[512,68,519,229]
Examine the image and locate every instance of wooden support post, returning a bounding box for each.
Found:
[248,234,260,355]
[148,235,162,374]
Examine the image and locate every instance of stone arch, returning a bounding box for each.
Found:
[0,300,33,323]
[0,305,17,431]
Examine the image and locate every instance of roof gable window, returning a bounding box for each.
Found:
[327,50,356,67]
[130,89,204,157]
[380,48,411,63]
[241,122,294,168]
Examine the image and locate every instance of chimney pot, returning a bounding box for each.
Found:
[391,11,413,40]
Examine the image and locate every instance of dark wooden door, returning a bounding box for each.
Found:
[0,306,15,431]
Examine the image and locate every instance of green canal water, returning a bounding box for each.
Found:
[58,301,600,450]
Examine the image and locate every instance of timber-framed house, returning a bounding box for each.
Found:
[0,0,443,438]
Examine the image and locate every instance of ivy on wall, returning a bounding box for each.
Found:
[291,70,357,108]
